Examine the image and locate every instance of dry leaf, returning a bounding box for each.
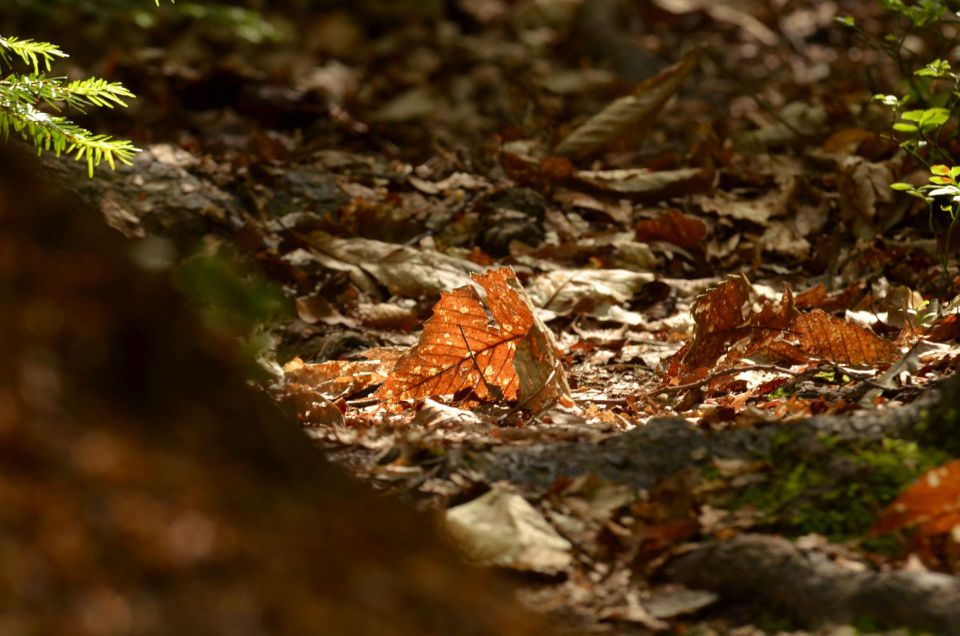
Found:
[283,353,399,400]
[793,310,898,365]
[668,276,897,383]
[871,461,960,540]
[304,230,481,297]
[553,47,701,160]
[376,268,572,410]
[635,210,708,248]
[573,166,712,201]
[444,486,573,574]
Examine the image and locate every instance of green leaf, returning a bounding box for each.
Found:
[890,182,915,191]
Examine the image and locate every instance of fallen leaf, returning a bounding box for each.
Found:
[283,353,399,400]
[376,268,573,410]
[444,486,573,574]
[527,269,656,315]
[304,230,481,297]
[871,461,960,541]
[573,166,712,201]
[553,47,702,160]
[668,276,897,383]
[635,210,708,248]
[793,310,899,365]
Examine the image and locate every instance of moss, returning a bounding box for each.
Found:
[734,436,949,539]
[916,404,960,455]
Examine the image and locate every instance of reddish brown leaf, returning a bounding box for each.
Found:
[635,210,707,249]
[793,310,898,365]
[794,284,829,310]
[871,461,960,540]
[668,276,896,384]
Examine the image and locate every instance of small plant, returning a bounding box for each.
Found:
[839,3,960,272]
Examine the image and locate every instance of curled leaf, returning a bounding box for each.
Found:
[553,47,701,160]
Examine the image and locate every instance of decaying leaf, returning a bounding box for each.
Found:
[871,461,960,541]
[444,486,573,574]
[526,269,656,316]
[652,0,778,45]
[375,268,573,411]
[668,275,898,383]
[283,352,400,400]
[635,210,708,248]
[838,156,896,241]
[793,310,899,365]
[573,166,712,201]
[693,175,797,225]
[553,47,702,160]
[303,230,481,297]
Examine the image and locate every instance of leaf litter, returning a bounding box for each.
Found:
[42,0,960,632]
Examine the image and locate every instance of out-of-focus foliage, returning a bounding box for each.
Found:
[839,2,960,269]
[7,0,281,44]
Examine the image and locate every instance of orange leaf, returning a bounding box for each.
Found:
[871,461,960,540]
[376,268,572,410]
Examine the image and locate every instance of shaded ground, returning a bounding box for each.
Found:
[5,0,960,633]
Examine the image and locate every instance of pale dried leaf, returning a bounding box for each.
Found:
[574,166,711,200]
[305,230,481,296]
[527,269,656,315]
[445,487,573,573]
[554,47,701,159]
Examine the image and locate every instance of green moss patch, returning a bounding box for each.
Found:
[734,436,949,539]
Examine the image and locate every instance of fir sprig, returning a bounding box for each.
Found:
[0,36,67,73]
[0,36,140,175]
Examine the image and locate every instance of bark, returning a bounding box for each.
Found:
[665,534,960,635]
[480,383,956,492]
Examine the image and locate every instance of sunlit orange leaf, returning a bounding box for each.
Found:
[376,268,572,410]
[871,461,960,541]
[822,127,879,155]
[635,210,707,248]
[793,310,898,365]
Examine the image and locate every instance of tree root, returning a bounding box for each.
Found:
[665,534,960,635]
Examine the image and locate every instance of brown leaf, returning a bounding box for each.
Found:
[668,276,897,384]
[793,310,898,365]
[283,353,399,400]
[553,47,702,160]
[794,284,828,310]
[635,210,707,248]
[670,276,798,380]
[871,461,960,540]
[574,166,713,201]
[376,268,572,409]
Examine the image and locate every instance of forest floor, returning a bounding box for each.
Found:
[11,0,960,633]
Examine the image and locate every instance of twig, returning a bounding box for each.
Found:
[647,364,802,398]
